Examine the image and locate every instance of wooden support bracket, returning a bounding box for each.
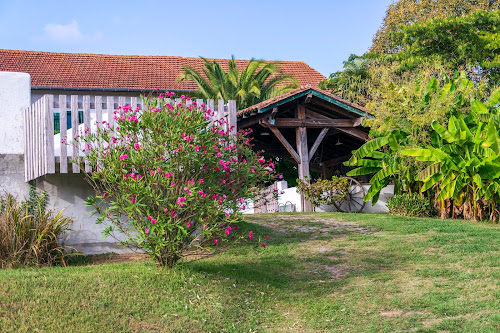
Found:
[266,126,300,164]
[308,128,329,162]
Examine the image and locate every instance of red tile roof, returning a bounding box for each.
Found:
[0,49,326,91]
[237,85,372,116]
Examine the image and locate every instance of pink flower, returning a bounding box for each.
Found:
[214,239,218,245]
[265,235,269,239]
[261,243,266,248]
[102,192,108,198]
[204,225,207,229]
[145,228,149,234]
[130,197,136,203]
[164,208,169,213]
[170,211,176,217]
[134,143,140,150]
[225,212,230,217]
[120,154,128,160]
[249,231,253,240]
[225,229,230,235]
[165,172,172,178]
[148,216,152,220]
[151,219,157,223]
[258,158,265,164]
[279,174,283,179]
[187,222,192,228]
[199,179,204,183]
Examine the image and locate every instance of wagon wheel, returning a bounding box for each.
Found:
[333,177,366,213]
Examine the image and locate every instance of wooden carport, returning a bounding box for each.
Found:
[237,85,373,212]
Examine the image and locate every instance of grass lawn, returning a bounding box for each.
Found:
[1,213,499,332]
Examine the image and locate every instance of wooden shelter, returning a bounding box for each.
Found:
[237,85,372,211]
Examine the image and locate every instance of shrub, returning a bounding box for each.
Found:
[0,186,74,268]
[386,193,433,217]
[78,93,275,268]
[296,177,350,211]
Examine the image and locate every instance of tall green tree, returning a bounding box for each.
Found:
[388,10,500,85]
[370,0,500,55]
[319,54,371,107]
[179,56,298,109]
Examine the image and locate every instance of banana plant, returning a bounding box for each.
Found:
[345,129,414,204]
[402,92,500,220]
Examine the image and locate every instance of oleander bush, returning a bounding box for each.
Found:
[0,186,74,268]
[77,93,275,268]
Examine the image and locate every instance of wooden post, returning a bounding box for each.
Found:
[71,95,80,173]
[59,95,68,173]
[296,104,312,212]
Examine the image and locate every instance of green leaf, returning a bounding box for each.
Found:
[346,166,380,177]
[483,117,500,152]
[431,121,455,143]
[471,100,489,114]
[345,137,389,166]
[418,163,440,180]
[421,172,445,192]
[486,87,500,108]
[401,148,435,161]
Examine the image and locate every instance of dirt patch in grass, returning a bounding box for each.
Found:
[253,215,377,240]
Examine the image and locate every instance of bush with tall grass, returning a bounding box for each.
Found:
[0,186,74,268]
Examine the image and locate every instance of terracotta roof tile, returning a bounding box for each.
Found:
[0,49,326,91]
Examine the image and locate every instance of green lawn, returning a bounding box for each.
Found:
[1,213,499,332]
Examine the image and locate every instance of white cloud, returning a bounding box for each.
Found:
[43,20,101,43]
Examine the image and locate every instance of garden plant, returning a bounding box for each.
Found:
[77,93,276,267]
[0,185,74,268]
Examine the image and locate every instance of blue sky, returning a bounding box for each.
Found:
[0,0,393,77]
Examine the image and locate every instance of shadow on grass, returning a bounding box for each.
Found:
[185,215,405,293]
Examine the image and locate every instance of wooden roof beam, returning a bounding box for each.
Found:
[261,118,361,128]
[322,155,352,168]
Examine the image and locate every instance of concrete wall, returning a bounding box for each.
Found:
[0,72,30,155]
[34,173,132,254]
[0,72,31,199]
[0,72,131,255]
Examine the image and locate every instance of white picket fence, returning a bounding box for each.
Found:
[23,94,237,182]
[253,182,279,213]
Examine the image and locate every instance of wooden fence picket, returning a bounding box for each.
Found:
[23,94,238,181]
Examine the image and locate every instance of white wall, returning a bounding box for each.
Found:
[277,181,302,212]
[0,72,30,154]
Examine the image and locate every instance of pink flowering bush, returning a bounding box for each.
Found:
[78,93,275,267]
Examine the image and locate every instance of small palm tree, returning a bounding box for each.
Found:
[179,56,299,109]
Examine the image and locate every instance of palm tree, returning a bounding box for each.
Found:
[178,56,299,109]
